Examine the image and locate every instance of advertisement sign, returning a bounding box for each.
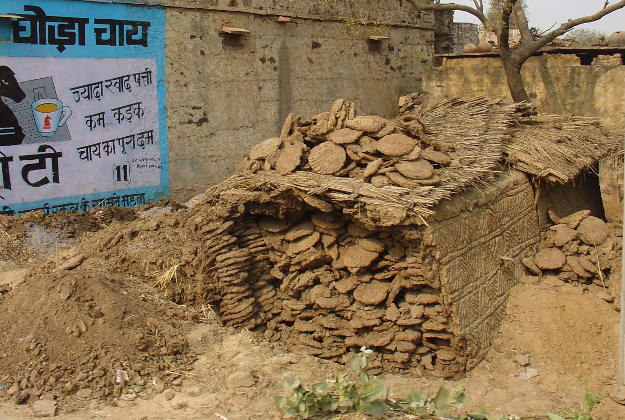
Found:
[0,0,167,214]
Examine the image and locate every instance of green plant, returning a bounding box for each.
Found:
[274,348,388,419]
[275,347,475,419]
[388,385,467,418]
[275,347,604,419]
[547,387,602,420]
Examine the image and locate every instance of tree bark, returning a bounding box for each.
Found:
[501,56,529,102]
[496,0,528,102]
[512,3,532,43]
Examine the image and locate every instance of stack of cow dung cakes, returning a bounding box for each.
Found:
[521,209,621,289]
[238,99,455,188]
[201,207,463,377]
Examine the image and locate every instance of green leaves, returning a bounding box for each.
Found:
[275,348,391,419]
[276,348,601,420]
[275,347,477,419]
[432,385,467,417]
[360,400,387,418]
[547,387,602,420]
[387,384,467,419]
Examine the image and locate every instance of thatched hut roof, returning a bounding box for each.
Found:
[205,97,615,228]
[503,114,613,184]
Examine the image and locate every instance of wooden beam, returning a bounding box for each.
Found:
[220,26,250,35]
[368,36,389,41]
[620,168,625,385]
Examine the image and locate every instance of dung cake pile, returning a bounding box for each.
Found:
[238,98,456,189]
[256,213,451,375]
[521,209,622,286]
[183,209,462,377]
[67,98,573,379]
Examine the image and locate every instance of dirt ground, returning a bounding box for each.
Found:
[0,208,624,419]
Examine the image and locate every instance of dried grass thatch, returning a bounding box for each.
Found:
[504,114,614,184]
[206,97,613,228]
[411,97,522,191]
[207,98,532,227]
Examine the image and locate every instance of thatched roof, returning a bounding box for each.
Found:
[504,114,613,184]
[207,98,526,227]
[204,97,614,228]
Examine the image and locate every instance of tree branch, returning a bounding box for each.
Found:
[498,0,518,56]
[513,3,532,43]
[516,0,625,60]
[404,0,489,28]
[471,0,483,15]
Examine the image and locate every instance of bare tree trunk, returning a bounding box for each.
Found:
[501,56,529,102]
[405,0,625,103]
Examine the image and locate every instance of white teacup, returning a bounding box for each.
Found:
[32,98,72,137]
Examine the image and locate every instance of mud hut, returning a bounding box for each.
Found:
[98,97,612,378]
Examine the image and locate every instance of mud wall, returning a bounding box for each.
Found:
[161,0,442,201]
[451,23,479,55]
[421,55,625,130]
[428,169,540,369]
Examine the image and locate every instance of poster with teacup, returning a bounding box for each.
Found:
[0,0,168,215]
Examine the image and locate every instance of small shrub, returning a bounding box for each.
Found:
[275,347,470,419]
[275,347,598,419]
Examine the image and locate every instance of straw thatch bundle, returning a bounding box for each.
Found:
[504,114,610,184]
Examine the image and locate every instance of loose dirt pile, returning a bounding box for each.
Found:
[0,210,200,413]
[0,207,135,262]
[522,209,622,298]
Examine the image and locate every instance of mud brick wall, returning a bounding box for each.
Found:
[159,0,442,200]
[421,55,625,131]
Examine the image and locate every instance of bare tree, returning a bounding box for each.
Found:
[406,0,625,102]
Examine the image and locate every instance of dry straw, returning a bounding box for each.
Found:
[206,97,614,228]
[504,113,613,184]
[208,97,551,227]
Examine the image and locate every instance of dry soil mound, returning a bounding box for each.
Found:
[0,260,197,412]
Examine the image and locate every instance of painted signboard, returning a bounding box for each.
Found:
[0,0,167,215]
